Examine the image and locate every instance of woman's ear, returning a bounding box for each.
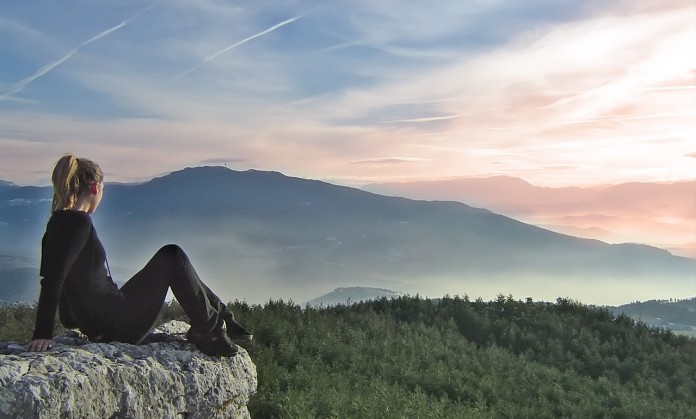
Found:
[90,183,99,195]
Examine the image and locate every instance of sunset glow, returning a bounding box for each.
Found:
[0,0,694,188]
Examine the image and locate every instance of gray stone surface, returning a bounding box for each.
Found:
[0,321,257,418]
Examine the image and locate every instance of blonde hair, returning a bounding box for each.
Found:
[51,154,103,212]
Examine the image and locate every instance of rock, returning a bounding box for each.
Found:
[0,321,257,418]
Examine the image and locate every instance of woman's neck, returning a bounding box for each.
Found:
[73,196,95,213]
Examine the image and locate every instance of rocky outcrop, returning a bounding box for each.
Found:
[0,321,257,418]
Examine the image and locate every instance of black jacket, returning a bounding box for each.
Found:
[32,210,120,340]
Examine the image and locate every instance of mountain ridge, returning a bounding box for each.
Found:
[1,166,693,305]
[304,286,403,307]
[362,176,696,258]
[0,180,19,196]
[608,297,696,332]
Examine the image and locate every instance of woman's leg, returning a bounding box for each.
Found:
[112,244,221,344]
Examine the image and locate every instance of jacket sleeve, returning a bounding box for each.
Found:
[32,212,92,340]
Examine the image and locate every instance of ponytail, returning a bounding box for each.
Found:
[50,153,103,212]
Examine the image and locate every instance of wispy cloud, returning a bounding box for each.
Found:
[0,0,694,188]
[199,157,250,165]
[178,16,302,77]
[0,1,162,101]
[0,24,125,100]
[381,114,463,124]
[351,157,428,165]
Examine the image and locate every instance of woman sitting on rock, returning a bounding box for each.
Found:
[27,153,251,356]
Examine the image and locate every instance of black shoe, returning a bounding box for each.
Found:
[187,326,239,357]
[222,312,253,342]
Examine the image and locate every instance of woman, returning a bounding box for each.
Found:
[27,154,251,357]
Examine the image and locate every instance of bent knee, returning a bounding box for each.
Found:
[155,244,184,259]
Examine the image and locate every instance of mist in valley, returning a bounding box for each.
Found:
[93,214,695,307]
[1,168,694,307]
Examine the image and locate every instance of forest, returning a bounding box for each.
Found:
[1,294,694,418]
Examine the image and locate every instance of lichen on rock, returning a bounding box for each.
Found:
[0,320,257,418]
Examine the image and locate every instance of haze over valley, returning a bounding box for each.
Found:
[364,176,696,259]
[1,167,693,306]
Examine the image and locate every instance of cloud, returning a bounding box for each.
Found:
[1,0,694,188]
[381,114,463,124]
[178,16,302,77]
[0,16,44,40]
[350,157,428,165]
[0,23,126,100]
[0,1,162,101]
[7,198,51,206]
[198,157,250,165]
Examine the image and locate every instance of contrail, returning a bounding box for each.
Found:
[179,16,301,77]
[381,114,463,124]
[0,0,163,101]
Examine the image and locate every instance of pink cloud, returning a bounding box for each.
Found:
[1,0,694,189]
[350,157,428,165]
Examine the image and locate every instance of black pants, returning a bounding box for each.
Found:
[94,245,226,344]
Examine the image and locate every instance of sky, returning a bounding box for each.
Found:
[0,0,694,188]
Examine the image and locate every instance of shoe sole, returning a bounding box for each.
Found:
[187,329,239,357]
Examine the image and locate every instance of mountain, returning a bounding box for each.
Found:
[0,254,39,305]
[0,180,18,195]
[1,166,694,305]
[608,298,696,332]
[0,185,53,257]
[304,287,402,307]
[362,176,696,258]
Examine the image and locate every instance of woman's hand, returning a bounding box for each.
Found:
[26,339,55,352]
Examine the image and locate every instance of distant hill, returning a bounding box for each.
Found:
[0,180,19,196]
[363,176,696,258]
[608,297,696,331]
[304,287,402,307]
[1,166,694,305]
[0,254,39,305]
